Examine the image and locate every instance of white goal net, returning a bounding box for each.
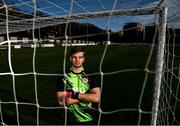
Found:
[0,0,180,125]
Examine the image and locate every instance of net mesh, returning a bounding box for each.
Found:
[0,0,180,125]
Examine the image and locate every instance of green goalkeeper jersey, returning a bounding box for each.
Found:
[56,68,100,122]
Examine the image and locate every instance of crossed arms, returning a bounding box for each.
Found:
[56,87,101,107]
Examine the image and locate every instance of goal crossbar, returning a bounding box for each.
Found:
[0,6,157,35]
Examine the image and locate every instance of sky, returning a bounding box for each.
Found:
[4,0,180,31]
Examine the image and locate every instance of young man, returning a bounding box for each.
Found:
[56,46,101,125]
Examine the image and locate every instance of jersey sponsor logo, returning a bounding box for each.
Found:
[73,87,86,93]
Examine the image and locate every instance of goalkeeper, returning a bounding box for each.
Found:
[56,46,101,125]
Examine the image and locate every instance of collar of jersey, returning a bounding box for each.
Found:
[70,67,84,74]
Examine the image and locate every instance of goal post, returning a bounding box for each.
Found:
[151,6,168,126]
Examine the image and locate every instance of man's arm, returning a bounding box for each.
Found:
[56,91,80,107]
[57,87,101,106]
[78,87,101,103]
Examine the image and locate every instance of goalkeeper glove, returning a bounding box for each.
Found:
[65,90,79,99]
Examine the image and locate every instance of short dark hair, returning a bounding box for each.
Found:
[70,46,85,56]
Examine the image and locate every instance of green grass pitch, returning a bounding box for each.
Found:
[0,45,180,125]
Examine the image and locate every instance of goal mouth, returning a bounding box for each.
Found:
[0,0,180,125]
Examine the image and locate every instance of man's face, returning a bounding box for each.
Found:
[70,52,85,68]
